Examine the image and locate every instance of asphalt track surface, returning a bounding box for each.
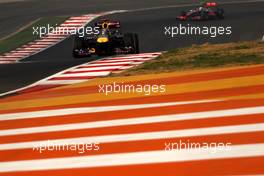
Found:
[0,1,264,93]
[0,0,257,38]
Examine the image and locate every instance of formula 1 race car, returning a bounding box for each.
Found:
[176,2,224,21]
[72,19,139,58]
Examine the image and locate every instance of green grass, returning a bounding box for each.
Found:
[191,54,263,67]
[0,16,68,54]
[116,41,264,76]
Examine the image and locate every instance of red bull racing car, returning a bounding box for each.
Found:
[72,19,139,58]
[177,2,224,21]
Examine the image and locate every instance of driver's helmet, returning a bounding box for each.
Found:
[101,29,108,35]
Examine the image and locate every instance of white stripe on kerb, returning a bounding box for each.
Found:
[0,106,263,136]
[0,144,263,173]
[0,100,215,121]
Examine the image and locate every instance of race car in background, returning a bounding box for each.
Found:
[176,2,224,21]
[72,19,139,58]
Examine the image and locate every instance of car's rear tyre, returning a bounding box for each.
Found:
[216,8,225,19]
[72,36,82,58]
[124,33,139,54]
[73,36,84,49]
[72,36,89,58]
[200,12,209,20]
[181,11,186,16]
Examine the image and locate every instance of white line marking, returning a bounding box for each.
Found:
[0,57,19,60]
[32,41,55,45]
[60,24,83,27]
[36,38,60,42]
[10,51,34,54]
[63,20,88,23]
[84,61,133,67]
[1,106,263,136]
[6,53,30,56]
[57,71,110,77]
[0,123,263,151]
[2,143,264,172]
[2,55,24,58]
[17,47,40,51]
[96,58,152,63]
[0,61,11,63]
[129,62,144,65]
[38,79,87,85]
[0,100,216,121]
[0,143,263,172]
[70,66,123,72]
[115,54,161,58]
[23,44,50,48]
[21,47,43,50]
[68,17,93,20]
[117,65,134,70]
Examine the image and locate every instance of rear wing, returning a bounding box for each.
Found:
[94,20,121,29]
[204,2,218,7]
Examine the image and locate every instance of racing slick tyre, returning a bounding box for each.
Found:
[181,11,187,16]
[216,9,225,19]
[133,33,140,54]
[124,33,139,54]
[72,36,86,58]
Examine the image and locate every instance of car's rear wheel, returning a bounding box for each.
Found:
[181,11,186,16]
[73,36,84,49]
[72,36,84,58]
[124,33,139,54]
[216,8,225,19]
